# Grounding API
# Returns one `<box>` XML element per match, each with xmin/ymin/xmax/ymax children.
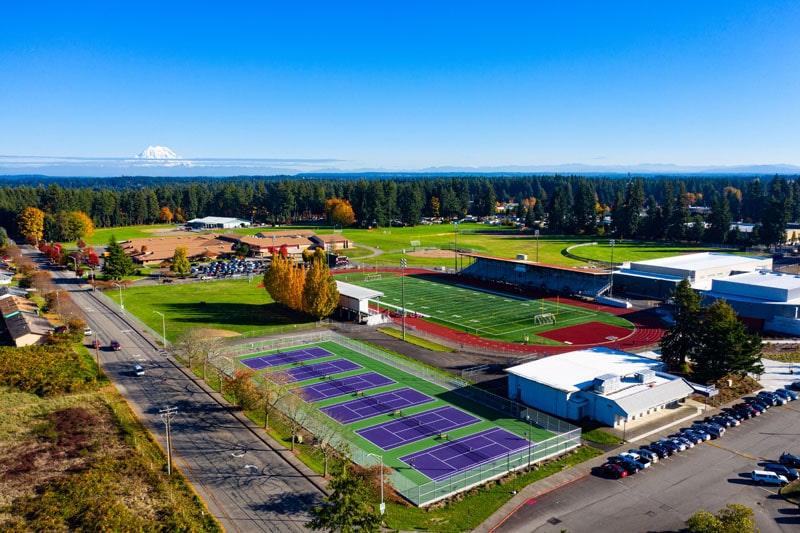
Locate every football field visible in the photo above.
<box><xmin>344</xmin><ymin>273</ymin><xmax>632</xmax><ymax>344</ymax></box>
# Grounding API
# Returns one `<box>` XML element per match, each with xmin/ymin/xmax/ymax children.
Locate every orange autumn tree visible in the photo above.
<box><xmin>262</xmin><ymin>252</ymin><xmax>305</xmax><ymax>312</ymax></box>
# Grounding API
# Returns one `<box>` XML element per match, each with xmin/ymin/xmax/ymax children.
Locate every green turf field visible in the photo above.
<box><xmin>337</xmin><ymin>273</ymin><xmax>632</xmax><ymax>344</ymax></box>
<box><xmin>238</xmin><ymin>340</ymin><xmax>571</xmax><ymax>499</ymax></box>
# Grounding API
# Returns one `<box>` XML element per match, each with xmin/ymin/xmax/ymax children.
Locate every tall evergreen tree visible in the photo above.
<box><xmin>103</xmin><ymin>236</ymin><xmax>137</xmax><ymax>280</ymax></box>
<box><xmin>660</xmin><ymin>278</ymin><xmax>702</xmax><ymax>373</ymax></box>
<box><xmin>705</xmin><ymin>196</ymin><xmax>732</xmax><ymax>244</ymax></box>
<box><xmin>693</xmin><ymin>300</ymin><xmax>763</xmax><ymax>382</ymax></box>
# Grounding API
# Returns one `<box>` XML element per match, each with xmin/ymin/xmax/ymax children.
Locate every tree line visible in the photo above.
<box><xmin>4</xmin><ymin>173</ymin><xmax>800</xmax><ymax>246</ymax></box>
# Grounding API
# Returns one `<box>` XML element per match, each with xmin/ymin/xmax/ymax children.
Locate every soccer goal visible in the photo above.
<box><xmin>364</xmin><ymin>274</ymin><xmax>382</xmax><ymax>282</ymax></box>
<box><xmin>533</xmin><ymin>313</ymin><xmax>556</xmax><ymax>326</ymax></box>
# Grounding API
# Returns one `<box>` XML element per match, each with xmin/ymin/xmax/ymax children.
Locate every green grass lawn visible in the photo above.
<box><xmin>105</xmin><ymin>278</ymin><xmax>315</xmax><ymax>341</ymax></box>
<box><xmin>338</xmin><ymin>272</ymin><xmax>632</xmax><ymax>344</ymax></box>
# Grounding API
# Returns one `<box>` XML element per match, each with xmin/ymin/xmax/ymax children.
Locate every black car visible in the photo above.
<box><xmin>721</xmin><ymin>408</ymin><xmax>744</xmax><ymax>421</ymax></box>
<box><xmin>641</xmin><ymin>444</ymin><xmax>669</xmax><ymax>459</ymax></box>
<box><xmin>763</xmin><ymin>462</ymin><xmax>799</xmax><ymax>481</ymax></box>
<box><xmin>729</xmin><ymin>405</ymin><xmax>753</xmax><ymax>419</ymax></box>
<box><xmin>656</xmin><ymin>438</ymin><xmax>681</xmax><ymax>454</ymax></box>
<box><xmin>789</xmin><ymin>380</ymin><xmax>800</xmax><ymax>391</ymax></box>
<box><xmin>607</xmin><ymin>456</ymin><xmax>640</xmax><ymax>475</ymax></box>
<box><xmin>779</xmin><ymin>452</ymin><xmax>800</xmax><ymax>468</ymax></box>
<box><xmin>110</xmin><ymin>340</ymin><xmax>121</xmax><ymax>351</ymax></box>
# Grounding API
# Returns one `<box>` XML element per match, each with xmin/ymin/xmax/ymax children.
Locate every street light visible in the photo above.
<box><xmin>609</xmin><ymin>239</ymin><xmax>615</xmax><ymax>298</ymax></box>
<box><xmin>400</xmin><ymin>258</ymin><xmax>407</xmax><ymax>341</ymax></box>
<box><xmin>154</xmin><ymin>310</ymin><xmax>166</xmax><ymax>347</ymax></box>
<box><xmin>367</xmin><ymin>453</ymin><xmax>385</xmax><ymax>515</ymax></box>
<box><xmin>114</xmin><ymin>282</ymin><xmax>124</xmax><ymax>314</ymax></box>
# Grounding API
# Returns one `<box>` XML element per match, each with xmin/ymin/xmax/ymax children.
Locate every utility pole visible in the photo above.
<box><xmin>159</xmin><ymin>406</ymin><xmax>178</xmax><ymax>476</ymax></box>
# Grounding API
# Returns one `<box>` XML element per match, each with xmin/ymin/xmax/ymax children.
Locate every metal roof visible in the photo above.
<box><xmin>505</xmin><ymin>346</ymin><xmax>665</xmax><ymax>393</ymax></box>
<box><xmin>612</xmin><ymin>378</ymin><xmax>694</xmax><ymax>416</ymax></box>
<box><xmin>335</xmin><ymin>281</ymin><xmax>384</xmax><ymax>301</ymax></box>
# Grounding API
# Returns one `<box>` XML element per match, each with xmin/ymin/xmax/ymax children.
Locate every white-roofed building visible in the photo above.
<box><xmin>506</xmin><ymin>347</ymin><xmax>694</xmax><ymax>428</ymax></box>
<box><xmin>613</xmin><ymin>252</ymin><xmax>772</xmax><ymax>297</ymax></box>
<box><xmin>703</xmin><ymin>270</ymin><xmax>800</xmax><ymax>335</ymax></box>
<box><xmin>335</xmin><ymin>281</ymin><xmax>389</xmax><ymax>325</ymax></box>
<box><xmin>186</xmin><ymin>216</ymin><xmax>252</xmax><ymax>229</ymax></box>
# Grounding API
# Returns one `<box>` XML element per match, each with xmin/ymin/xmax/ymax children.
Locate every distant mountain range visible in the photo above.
<box><xmin>0</xmin><ymin>147</ymin><xmax>798</xmax><ymax>177</ymax></box>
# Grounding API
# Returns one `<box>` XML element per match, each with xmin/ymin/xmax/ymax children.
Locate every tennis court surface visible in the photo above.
<box><xmin>356</xmin><ymin>406</ymin><xmax>480</xmax><ymax>450</ymax></box>
<box><xmin>400</xmin><ymin>427</ymin><xmax>530</xmax><ymax>482</ymax></box>
<box><xmin>268</xmin><ymin>358</ymin><xmax>362</xmax><ymax>383</ymax></box>
<box><xmin>241</xmin><ymin>346</ymin><xmax>333</xmax><ymax>370</ymax></box>
<box><xmin>321</xmin><ymin>388</ymin><xmax>435</xmax><ymax>424</ymax></box>
<box><xmin>294</xmin><ymin>372</ymin><xmax>395</xmax><ymax>401</ymax></box>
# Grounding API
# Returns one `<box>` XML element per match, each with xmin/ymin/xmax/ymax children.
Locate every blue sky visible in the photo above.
<box><xmin>1</xmin><ymin>1</ymin><xmax>799</xmax><ymax>173</ymax></box>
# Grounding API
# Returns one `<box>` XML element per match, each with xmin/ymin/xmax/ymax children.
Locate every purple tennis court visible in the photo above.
<box><xmin>400</xmin><ymin>427</ymin><xmax>530</xmax><ymax>482</ymax></box>
<box><xmin>294</xmin><ymin>372</ymin><xmax>396</xmax><ymax>401</ymax></box>
<box><xmin>321</xmin><ymin>388</ymin><xmax>435</xmax><ymax>424</ymax></box>
<box><xmin>356</xmin><ymin>406</ymin><xmax>480</xmax><ymax>450</ymax></box>
<box><xmin>240</xmin><ymin>346</ymin><xmax>333</xmax><ymax>370</ymax></box>
<box><xmin>268</xmin><ymin>359</ymin><xmax>362</xmax><ymax>384</ymax></box>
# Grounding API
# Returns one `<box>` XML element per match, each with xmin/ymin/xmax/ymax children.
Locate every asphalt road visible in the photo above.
<box><xmin>32</xmin><ymin>248</ymin><xmax>327</xmax><ymax>533</ymax></box>
<box><xmin>493</xmin><ymin>402</ymin><xmax>800</xmax><ymax>533</ymax></box>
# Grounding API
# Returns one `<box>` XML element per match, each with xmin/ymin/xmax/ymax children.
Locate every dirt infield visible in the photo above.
<box><xmin>196</xmin><ymin>327</ymin><xmax>241</xmax><ymax>338</ymax></box>
<box><xmin>537</xmin><ymin>321</ymin><xmax>634</xmax><ymax>345</ymax></box>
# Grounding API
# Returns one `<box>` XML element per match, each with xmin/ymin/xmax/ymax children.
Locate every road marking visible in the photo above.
<box><xmin>706</xmin><ymin>440</ymin><xmax>759</xmax><ymax>460</ymax></box>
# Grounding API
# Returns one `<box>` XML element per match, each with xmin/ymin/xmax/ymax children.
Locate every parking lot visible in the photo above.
<box><xmin>488</xmin><ymin>396</ymin><xmax>800</xmax><ymax>533</ymax></box>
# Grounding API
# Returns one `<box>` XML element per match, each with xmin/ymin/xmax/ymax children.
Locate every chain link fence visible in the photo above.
<box><xmin>220</xmin><ymin>331</ymin><xmax>581</xmax><ymax>506</ymax></box>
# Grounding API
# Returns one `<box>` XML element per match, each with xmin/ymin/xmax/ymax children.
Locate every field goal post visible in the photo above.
<box><xmin>533</xmin><ymin>312</ymin><xmax>556</xmax><ymax>326</ymax></box>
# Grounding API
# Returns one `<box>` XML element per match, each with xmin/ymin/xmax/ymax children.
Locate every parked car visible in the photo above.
<box><xmin>729</xmin><ymin>405</ymin><xmax>754</xmax><ymax>419</ymax></box>
<box><xmin>744</xmin><ymin>397</ymin><xmax>770</xmax><ymax>411</ymax></box>
<box><xmin>758</xmin><ymin>390</ymin><xmax>786</xmax><ymax>406</ymax></box>
<box><xmin>635</xmin><ymin>447</ymin><xmax>659</xmax><ymax>463</ymax></box>
<box><xmin>110</xmin><ymin>340</ymin><xmax>121</xmax><ymax>351</ymax></box>
<box><xmin>779</xmin><ymin>452</ymin><xmax>800</xmax><ymax>468</ymax></box>
<box><xmin>639</xmin><ymin>442</ymin><xmax>672</xmax><ymax>459</ymax></box>
<box><xmin>762</xmin><ymin>462</ymin><xmax>799</xmax><ymax>481</ymax></box>
<box><xmin>721</xmin><ymin>408</ymin><xmax>745</xmax><ymax>421</ymax></box>
<box><xmin>607</xmin><ymin>456</ymin><xmax>640</xmax><ymax>475</ymax></box>
<box><xmin>656</xmin><ymin>438</ymin><xmax>681</xmax><ymax>454</ymax></box>
<box><xmin>678</xmin><ymin>429</ymin><xmax>704</xmax><ymax>444</ymax></box>
<box><xmin>774</xmin><ymin>388</ymin><xmax>798</xmax><ymax>401</ymax></box>
<box><xmin>789</xmin><ymin>380</ymin><xmax>800</xmax><ymax>391</ymax></box>
<box><xmin>600</xmin><ymin>462</ymin><xmax>628</xmax><ymax>479</ymax></box>
<box><xmin>736</xmin><ymin>402</ymin><xmax>761</xmax><ymax>416</ymax></box>
<box><xmin>751</xmin><ymin>469</ymin><xmax>789</xmax><ymax>486</ymax></box>
<box><xmin>692</xmin><ymin>422</ymin><xmax>724</xmax><ymax>438</ymax></box>
<box><xmin>669</xmin><ymin>435</ymin><xmax>695</xmax><ymax>449</ymax></box>
<box><xmin>620</xmin><ymin>452</ymin><xmax>650</xmax><ymax>469</ymax></box>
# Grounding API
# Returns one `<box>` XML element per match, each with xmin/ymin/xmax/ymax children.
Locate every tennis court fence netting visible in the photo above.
<box><xmin>220</xmin><ymin>330</ymin><xmax>581</xmax><ymax>506</ymax></box>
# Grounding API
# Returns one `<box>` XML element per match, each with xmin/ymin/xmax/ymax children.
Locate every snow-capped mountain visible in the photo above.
<box><xmin>135</xmin><ymin>146</ymin><xmax>180</xmax><ymax>160</ymax></box>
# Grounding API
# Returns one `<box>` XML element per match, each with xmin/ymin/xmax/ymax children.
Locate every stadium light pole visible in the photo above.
<box><xmin>154</xmin><ymin>310</ymin><xmax>166</xmax><ymax>347</ymax></box>
<box><xmin>367</xmin><ymin>452</ymin><xmax>385</xmax><ymax>515</ymax></box>
<box><xmin>609</xmin><ymin>239</ymin><xmax>615</xmax><ymax>298</ymax></box>
<box><xmin>453</xmin><ymin>220</ymin><xmax>458</xmax><ymax>273</ymax></box>
<box><xmin>400</xmin><ymin>258</ymin><xmax>407</xmax><ymax>341</ymax></box>
<box><xmin>526</xmin><ymin>415</ymin><xmax>533</xmax><ymax>468</ymax></box>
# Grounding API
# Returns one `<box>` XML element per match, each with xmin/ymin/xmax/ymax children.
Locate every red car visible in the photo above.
<box><xmin>110</xmin><ymin>340</ymin><xmax>121</xmax><ymax>351</ymax></box>
<box><xmin>91</xmin><ymin>339</ymin><xmax>101</xmax><ymax>349</ymax></box>
<box><xmin>600</xmin><ymin>462</ymin><xmax>628</xmax><ymax>479</ymax></box>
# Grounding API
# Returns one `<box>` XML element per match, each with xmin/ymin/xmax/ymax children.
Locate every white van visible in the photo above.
<box><xmin>751</xmin><ymin>470</ymin><xmax>788</xmax><ymax>486</ymax></box>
